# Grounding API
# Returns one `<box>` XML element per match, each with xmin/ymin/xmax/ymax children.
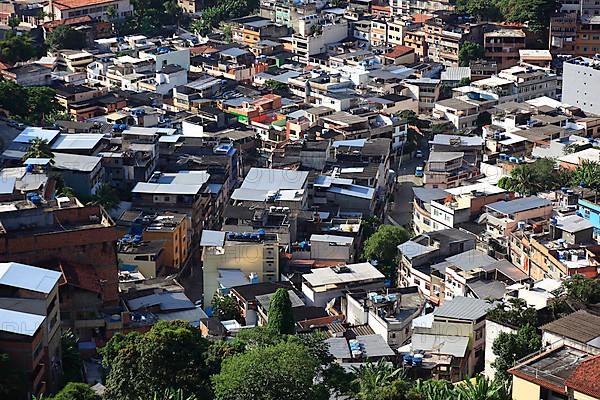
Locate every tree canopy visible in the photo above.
<box><xmin>101</xmin><ymin>321</ymin><xmax>212</xmax><ymax>400</ymax></box>
<box><xmin>117</xmin><ymin>0</ymin><xmax>184</xmax><ymax>36</ymax></box>
<box><xmin>0</xmin><ymin>353</ymin><xmax>27</xmax><ymax>400</ymax></box>
<box><xmin>458</xmin><ymin>41</ymin><xmax>484</xmax><ymax>67</ymax></box>
<box><xmin>190</xmin><ymin>0</ymin><xmax>259</xmax><ymax>35</ymax></box>
<box><xmin>492</xmin><ymin>324</ymin><xmax>541</xmax><ymax>380</ymax></box>
<box><xmin>487</xmin><ymin>298</ymin><xmax>538</xmax><ymax>328</ymax></box>
<box><xmin>46</xmin><ymin>25</ymin><xmax>86</xmax><ymax>50</ymax></box>
<box><xmin>0</xmin><ymin>80</ymin><xmax>62</xmax><ymax>124</ymax></box>
<box><xmin>48</xmin><ymin>382</ymin><xmax>101</xmax><ymax>400</ymax></box>
<box><xmin>0</xmin><ymin>31</ymin><xmax>38</xmax><ymax>64</ymax></box>
<box><xmin>559</xmin><ymin>274</ymin><xmax>600</xmax><ymax>304</ymax></box>
<box><xmin>212</xmin><ymin>340</ymin><xmax>323</xmax><ymax>400</ymax></box>
<box><xmin>211</xmin><ymin>294</ymin><xmax>241</xmax><ymax>321</ymax></box>
<box><xmin>90</xmin><ymin>183</ymin><xmax>121</xmax><ymax>211</ymax></box>
<box><xmin>267</xmin><ymin>288</ymin><xmax>295</xmax><ymax>334</ymax></box>
<box><xmin>362</xmin><ymin>225</ymin><xmax>410</xmax><ymax>271</ymax></box>
<box><xmin>351</xmin><ymin>360</ymin><xmax>411</xmax><ymax>400</ymax></box>
<box><xmin>22</xmin><ymin>138</ymin><xmax>54</xmax><ymax>161</ymax></box>
<box><xmin>456</xmin><ymin>0</ymin><xmax>557</xmax><ymax>32</ymax></box>
<box><xmin>497</xmin><ymin>158</ymin><xmax>571</xmax><ymax>196</ymax></box>
<box><xmin>572</xmin><ymin>160</ymin><xmax>600</xmax><ymax>192</ymax></box>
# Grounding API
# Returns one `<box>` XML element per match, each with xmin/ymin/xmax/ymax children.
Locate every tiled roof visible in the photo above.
<box><xmin>565</xmin><ymin>354</ymin><xmax>600</xmax><ymax>398</ymax></box>
<box><xmin>541</xmin><ymin>310</ymin><xmax>600</xmax><ymax>344</ymax></box>
<box><xmin>52</xmin><ymin>0</ymin><xmax>115</xmax><ymax>10</ymax></box>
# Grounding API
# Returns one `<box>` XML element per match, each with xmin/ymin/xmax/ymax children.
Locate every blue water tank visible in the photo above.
<box><xmin>133</xmin><ymin>235</ymin><xmax>142</xmax><ymax>243</ymax></box>
<box><xmin>257</xmin><ymin>229</ymin><xmax>266</xmax><ymax>236</ymax></box>
<box><xmin>25</xmin><ymin>164</ymin><xmax>33</xmax><ymax>172</ymax></box>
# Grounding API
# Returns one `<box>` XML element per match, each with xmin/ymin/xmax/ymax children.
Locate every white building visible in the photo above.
<box><xmin>562</xmin><ymin>57</ymin><xmax>600</xmax><ymax>115</ymax></box>
<box><xmin>45</xmin><ymin>0</ymin><xmax>133</xmax><ymax>21</ymax></box>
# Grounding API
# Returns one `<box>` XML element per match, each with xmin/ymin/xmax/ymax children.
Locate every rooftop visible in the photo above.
<box><xmin>302</xmin><ymin>262</ymin><xmax>384</xmax><ymax>287</ymax></box>
<box><xmin>0</xmin><ymin>262</ymin><xmax>62</xmax><ymax>294</ymax></box>
<box><xmin>541</xmin><ymin>310</ymin><xmax>600</xmax><ymax>346</ymax></box>
<box><xmin>433</xmin><ymin>296</ymin><xmax>494</xmax><ymax>321</ymax></box>
<box><xmin>486</xmin><ymin>197</ymin><xmax>551</xmax><ymax>215</ymax></box>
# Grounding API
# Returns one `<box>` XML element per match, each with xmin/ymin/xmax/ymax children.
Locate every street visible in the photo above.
<box><xmin>386</xmin><ymin>142</ymin><xmax>429</xmax><ymax>227</ymax></box>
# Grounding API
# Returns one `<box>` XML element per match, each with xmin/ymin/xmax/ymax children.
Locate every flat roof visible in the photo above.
<box><xmin>240</xmin><ymin>168</ymin><xmax>308</xmax><ymax>191</ymax></box>
<box><xmin>326</xmin><ymin>337</ymin><xmax>352</xmax><ymax>359</ymax></box>
<box><xmin>0</xmin><ymin>262</ymin><xmax>62</xmax><ymax>294</ymax></box>
<box><xmin>310</xmin><ymin>234</ymin><xmax>354</xmax><ymax>245</ymax></box>
<box><xmin>133</xmin><ymin>171</ymin><xmax>210</xmax><ymax>195</ymax></box>
<box><xmin>428</xmin><ymin>151</ymin><xmax>464</xmax><ymax>163</ymax></box>
<box><xmin>430</xmin><ymin>134</ymin><xmax>483</xmax><ymax>147</ymax></box>
<box><xmin>53</xmin><ymin>152</ymin><xmax>101</xmax><ymax>172</ymax></box>
<box><xmin>433</xmin><ymin>296</ymin><xmax>494</xmax><ymax>321</ymax></box>
<box><xmin>356</xmin><ymin>334</ymin><xmax>396</xmax><ymax>358</ymax></box>
<box><xmin>411</xmin><ymin>333</ymin><xmax>469</xmax><ymax>357</ymax></box>
<box><xmin>413</xmin><ymin>187</ymin><xmax>449</xmax><ymax>203</ymax></box>
<box><xmin>302</xmin><ymin>262</ymin><xmax>384</xmax><ymax>287</ymax></box>
<box><xmin>541</xmin><ymin>310</ymin><xmax>600</xmax><ymax>345</ymax></box>
<box><xmin>398</xmin><ymin>240</ymin><xmax>435</xmax><ymax>260</ymax></box>
<box><xmin>51</xmin><ymin>134</ymin><xmax>104</xmax><ymax>150</ymax></box>
<box><xmin>200</xmin><ymin>230</ymin><xmax>226</xmax><ymax>247</ymax></box>
<box><xmin>14</xmin><ymin>127</ymin><xmax>60</xmax><ymax>144</ymax></box>
<box><xmin>0</xmin><ymin>308</ymin><xmax>45</xmax><ymax>336</ymax></box>
<box><xmin>555</xmin><ymin>215</ymin><xmax>594</xmax><ymax>233</ymax></box>
<box><xmin>486</xmin><ymin>197</ymin><xmax>551</xmax><ymax>215</ymax></box>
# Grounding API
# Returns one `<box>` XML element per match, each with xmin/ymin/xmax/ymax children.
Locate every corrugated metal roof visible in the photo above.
<box><xmin>486</xmin><ymin>197</ymin><xmax>551</xmax><ymax>215</ymax></box>
<box><xmin>310</xmin><ymin>234</ymin><xmax>354</xmax><ymax>245</ymax></box>
<box><xmin>0</xmin><ymin>262</ymin><xmax>61</xmax><ymax>294</ymax></box>
<box><xmin>0</xmin><ymin>308</ymin><xmax>45</xmax><ymax>336</ymax></box>
<box><xmin>50</xmin><ymin>134</ymin><xmax>104</xmax><ymax>150</ymax></box>
<box><xmin>199</xmin><ymin>230</ymin><xmax>225</xmax><ymax>247</ymax></box>
<box><xmin>356</xmin><ymin>334</ymin><xmax>396</xmax><ymax>358</ymax></box>
<box><xmin>433</xmin><ymin>296</ymin><xmax>494</xmax><ymax>321</ymax></box>
<box><xmin>411</xmin><ymin>333</ymin><xmax>469</xmax><ymax>357</ymax></box>
<box><xmin>326</xmin><ymin>337</ymin><xmax>352</xmax><ymax>359</ymax></box>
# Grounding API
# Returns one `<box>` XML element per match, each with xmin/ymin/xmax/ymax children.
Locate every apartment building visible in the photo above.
<box><xmin>131</xmin><ymin>171</ymin><xmax>212</xmax><ymax>239</ymax></box>
<box><xmin>484</xmin><ymin>29</ymin><xmax>526</xmax><ymax>70</ymax></box>
<box><xmin>562</xmin><ymin>56</ymin><xmax>600</xmax><ymax>115</ymax></box>
<box><xmin>485</xmin><ymin>197</ymin><xmax>553</xmax><ymax>245</ymax></box>
<box><xmin>291</xmin><ymin>13</ymin><xmax>348</xmax><ymax>62</ymax></box>
<box><xmin>0</xmin><ymin>262</ymin><xmax>62</xmax><ymax>398</ymax></box>
<box><xmin>423</xmin><ymin>151</ymin><xmax>479</xmax><ymax>189</ymax></box>
<box><xmin>200</xmin><ymin>230</ymin><xmax>280</xmax><ymax>306</ymax></box>
<box><xmin>44</xmin><ymin>0</ymin><xmax>133</xmax><ymax>21</ymax></box>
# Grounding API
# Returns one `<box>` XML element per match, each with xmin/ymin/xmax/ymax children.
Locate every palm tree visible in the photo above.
<box><xmin>351</xmin><ymin>360</ymin><xmax>410</xmax><ymax>400</ymax></box>
<box><xmin>573</xmin><ymin>160</ymin><xmax>600</xmax><ymax>193</ymax></box>
<box><xmin>90</xmin><ymin>183</ymin><xmax>120</xmax><ymax>211</ymax></box>
<box><xmin>411</xmin><ymin>379</ymin><xmax>453</xmax><ymax>400</ymax></box>
<box><xmin>22</xmin><ymin>138</ymin><xmax>54</xmax><ymax>161</ymax></box>
<box><xmin>454</xmin><ymin>375</ymin><xmax>511</xmax><ymax>400</ymax></box>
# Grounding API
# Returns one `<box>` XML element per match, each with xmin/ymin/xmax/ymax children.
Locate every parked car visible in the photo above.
<box><xmin>415</xmin><ymin>166</ymin><xmax>424</xmax><ymax>177</ymax></box>
<box><xmin>415</xmin><ymin>150</ymin><xmax>423</xmax><ymax>158</ymax></box>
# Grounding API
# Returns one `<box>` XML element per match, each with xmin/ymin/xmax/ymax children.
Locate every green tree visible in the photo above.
<box><xmin>487</xmin><ymin>298</ymin><xmax>538</xmax><ymax>328</ymax></box>
<box><xmin>46</xmin><ymin>25</ymin><xmax>86</xmax><ymax>50</ymax></box>
<box><xmin>499</xmin><ymin>158</ymin><xmax>570</xmax><ymax>196</ymax></box>
<box><xmin>90</xmin><ymin>183</ymin><xmax>120</xmax><ymax>211</ymax></box>
<box><xmin>456</xmin><ymin>0</ymin><xmax>501</xmax><ymax>20</ymax></box>
<box><xmin>267</xmin><ymin>288</ymin><xmax>295</xmax><ymax>334</ymax></box>
<box><xmin>408</xmin><ymin>378</ymin><xmax>453</xmax><ymax>400</ymax></box>
<box><xmin>476</xmin><ymin>111</ymin><xmax>491</xmax><ymax>128</ymax></box>
<box><xmin>23</xmin><ymin>138</ymin><xmax>54</xmax><ymax>161</ymax></box>
<box><xmin>362</xmin><ymin>225</ymin><xmax>410</xmax><ymax>266</ymax></box>
<box><xmin>26</xmin><ymin>86</ymin><xmax>62</xmax><ymax>123</ymax></box>
<box><xmin>0</xmin><ymin>353</ymin><xmax>27</xmax><ymax>400</ymax></box>
<box><xmin>0</xmin><ymin>31</ymin><xmax>38</xmax><ymax>64</ymax></box>
<box><xmin>459</xmin><ymin>77</ymin><xmax>472</xmax><ymax>86</ymax></box>
<box><xmin>572</xmin><ymin>160</ymin><xmax>600</xmax><ymax>192</ymax></box>
<box><xmin>50</xmin><ymin>382</ymin><xmax>101</xmax><ymax>400</ymax></box>
<box><xmin>454</xmin><ymin>375</ymin><xmax>511</xmax><ymax>400</ymax></box>
<box><xmin>212</xmin><ymin>341</ymin><xmax>322</xmax><ymax>400</ymax></box>
<box><xmin>8</xmin><ymin>15</ymin><xmax>20</xmax><ymax>30</ymax></box>
<box><xmin>492</xmin><ymin>324</ymin><xmax>541</xmax><ymax>381</ymax></box>
<box><xmin>351</xmin><ymin>360</ymin><xmax>411</xmax><ymax>400</ymax></box>
<box><xmin>211</xmin><ymin>293</ymin><xmax>241</xmax><ymax>321</ymax></box>
<box><xmin>264</xmin><ymin>79</ymin><xmax>287</xmax><ymax>91</ymax></box>
<box><xmin>560</xmin><ymin>274</ymin><xmax>600</xmax><ymax>304</ymax></box>
<box><xmin>102</xmin><ymin>321</ymin><xmax>211</xmax><ymax>400</ymax></box>
<box><xmin>61</xmin><ymin>329</ymin><xmax>83</xmax><ymax>383</ymax></box>
<box><xmin>0</xmin><ymin>79</ymin><xmax>27</xmax><ymax>115</ymax></box>
<box><xmin>458</xmin><ymin>41</ymin><xmax>484</xmax><ymax>67</ymax></box>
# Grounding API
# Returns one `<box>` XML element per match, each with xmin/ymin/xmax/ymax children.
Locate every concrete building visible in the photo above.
<box><xmin>44</xmin><ymin>0</ymin><xmax>133</xmax><ymax>21</ymax></box>
<box><xmin>562</xmin><ymin>56</ymin><xmax>600</xmax><ymax>115</ymax></box>
<box><xmin>483</xmin><ymin>29</ymin><xmax>526</xmax><ymax>70</ymax></box>
<box><xmin>200</xmin><ymin>230</ymin><xmax>280</xmax><ymax>306</ymax></box>
<box><xmin>0</xmin><ymin>262</ymin><xmax>62</xmax><ymax>398</ymax></box>
<box><xmin>301</xmin><ymin>262</ymin><xmax>385</xmax><ymax>307</ymax></box>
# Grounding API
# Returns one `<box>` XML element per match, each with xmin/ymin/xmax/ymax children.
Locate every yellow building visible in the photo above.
<box><xmin>143</xmin><ymin>214</ymin><xmax>190</xmax><ymax>270</ymax></box>
<box><xmin>510</xmin><ymin>346</ymin><xmax>600</xmax><ymax>400</ymax></box>
<box><xmin>200</xmin><ymin>230</ymin><xmax>279</xmax><ymax>306</ymax></box>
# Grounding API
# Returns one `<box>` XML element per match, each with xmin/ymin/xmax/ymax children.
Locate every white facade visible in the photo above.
<box><xmin>562</xmin><ymin>57</ymin><xmax>600</xmax><ymax>115</ymax></box>
<box><xmin>45</xmin><ymin>0</ymin><xmax>133</xmax><ymax>21</ymax></box>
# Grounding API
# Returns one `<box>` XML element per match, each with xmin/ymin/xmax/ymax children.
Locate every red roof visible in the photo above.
<box><xmin>55</xmin><ymin>261</ymin><xmax>103</xmax><ymax>294</ymax></box>
<box><xmin>412</xmin><ymin>13</ymin><xmax>433</xmax><ymax>23</ymax></box>
<box><xmin>52</xmin><ymin>0</ymin><xmax>115</xmax><ymax>11</ymax></box>
<box><xmin>384</xmin><ymin>45</ymin><xmax>415</xmax><ymax>59</ymax></box>
<box><xmin>43</xmin><ymin>15</ymin><xmax>93</xmax><ymax>30</ymax></box>
<box><xmin>565</xmin><ymin>354</ymin><xmax>600</xmax><ymax>398</ymax></box>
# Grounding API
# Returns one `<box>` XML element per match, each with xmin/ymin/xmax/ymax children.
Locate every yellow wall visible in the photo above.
<box><xmin>512</xmin><ymin>376</ymin><xmax>541</xmax><ymax>400</ymax></box>
<box><xmin>574</xmin><ymin>390</ymin><xmax>600</xmax><ymax>400</ymax></box>
<box><xmin>203</xmin><ymin>241</ymin><xmax>279</xmax><ymax>305</ymax></box>
<box><xmin>144</xmin><ymin>218</ymin><xmax>189</xmax><ymax>269</ymax></box>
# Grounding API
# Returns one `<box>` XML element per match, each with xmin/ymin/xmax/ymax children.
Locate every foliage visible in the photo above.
<box><xmin>23</xmin><ymin>138</ymin><xmax>54</xmax><ymax>161</ymax></box>
<box><xmin>560</xmin><ymin>274</ymin><xmax>600</xmax><ymax>304</ymax></box>
<box><xmin>116</xmin><ymin>0</ymin><xmax>183</xmax><ymax>36</ymax></box>
<box><xmin>453</xmin><ymin>375</ymin><xmax>512</xmax><ymax>400</ymax></box>
<box><xmin>456</xmin><ymin>0</ymin><xmax>557</xmax><ymax>32</ymax></box>
<box><xmin>46</xmin><ymin>25</ymin><xmax>85</xmax><ymax>50</ymax></box>
<box><xmin>0</xmin><ymin>80</ymin><xmax>62</xmax><ymax>124</ymax></box>
<box><xmin>572</xmin><ymin>160</ymin><xmax>600</xmax><ymax>192</ymax></box>
<box><xmin>232</xmin><ymin>325</ymin><xmax>286</xmax><ymax>349</ymax></box>
<box><xmin>0</xmin><ymin>31</ymin><xmax>38</xmax><ymax>64</ymax></box>
<box><xmin>102</xmin><ymin>321</ymin><xmax>211</xmax><ymax>400</ymax></box>
<box><xmin>144</xmin><ymin>389</ymin><xmax>199</xmax><ymax>400</ymax></box>
<box><xmin>498</xmin><ymin>158</ymin><xmax>571</xmax><ymax>196</ymax></box>
<box><xmin>351</xmin><ymin>360</ymin><xmax>411</xmax><ymax>400</ymax></box>
<box><xmin>212</xmin><ymin>340</ymin><xmax>322</xmax><ymax>400</ymax></box>
<box><xmin>362</xmin><ymin>225</ymin><xmax>410</xmax><ymax>267</ymax></box>
<box><xmin>267</xmin><ymin>288</ymin><xmax>295</xmax><ymax>334</ymax></box>
<box><xmin>264</xmin><ymin>79</ymin><xmax>288</xmax><ymax>91</ymax></box>
<box><xmin>205</xmin><ymin>340</ymin><xmax>244</xmax><ymax>375</ymax></box>
<box><xmin>0</xmin><ymin>353</ymin><xmax>27</xmax><ymax>400</ymax></box>
<box><xmin>190</xmin><ymin>0</ymin><xmax>259</xmax><ymax>35</ymax></box>
<box><xmin>49</xmin><ymin>383</ymin><xmax>101</xmax><ymax>400</ymax></box>
<box><xmin>459</xmin><ymin>77</ymin><xmax>472</xmax><ymax>86</ymax></box>
<box><xmin>476</xmin><ymin>111</ymin><xmax>491</xmax><ymax>128</ymax></box>
<box><xmin>61</xmin><ymin>329</ymin><xmax>84</xmax><ymax>383</ymax></box>
<box><xmin>487</xmin><ymin>298</ymin><xmax>538</xmax><ymax>328</ymax></box>
<box><xmin>90</xmin><ymin>183</ymin><xmax>121</xmax><ymax>211</ymax></box>
<box><xmin>408</xmin><ymin>378</ymin><xmax>453</xmax><ymax>400</ymax></box>
<box><xmin>492</xmin><ymin>324</ymin><xmax>541</xmax><ymax>381</ymax></box>
<box><xmin>211</xmin><ymin>294</ymin><xmax>241</xmax><ymax>321</ymax></box>
<box><xmin>458</xmin><ymin>41</ymin><xmax>484</xmax><ymax>67</ymax></box>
